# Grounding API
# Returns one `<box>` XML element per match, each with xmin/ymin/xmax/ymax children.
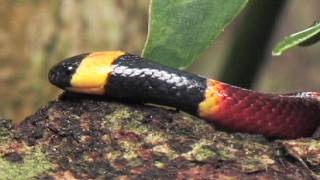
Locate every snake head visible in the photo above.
<box><xmin>298</xmin><ymin>92</ymin><xmax>320</xmax><ymax>101</ymax></box>
<box><xmin>284</xmin><ymin>92</ymin><xmax>320</xmax><ymax>103</ymax></box>
<box><xmin>48</xmin><ymin>51</ymin><xmax>126</xmax><ymax>95</ymax></box>
<box><xmin>48</xmin><ymin>53</ymin><xmax>88</xmax><ymax>90</ymax></box>
<box><xmin>307</xmin><ymin>92</ymin><xmax>320</xmax><ymax>102</ymax></box>
<box><xmin>302</xmin><ymin>92</ymin><xmax>320</xmax><ymax>109</ymax></box>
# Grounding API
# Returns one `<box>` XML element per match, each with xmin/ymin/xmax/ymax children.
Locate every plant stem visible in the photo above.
<box><xmin>220</xmin><ymin>0</ymin><xmax>287</xmax><ymax>88</ymax></box>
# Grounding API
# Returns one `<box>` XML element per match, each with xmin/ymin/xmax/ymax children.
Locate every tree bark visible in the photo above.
<box><xmin>0</xmin><ymin>93</ymin><xmax>319</xmax><ymax>179</ymax></box>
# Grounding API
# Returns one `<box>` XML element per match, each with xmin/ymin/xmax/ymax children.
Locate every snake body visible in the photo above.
<box><xmin>48</xmin><ymin>51</ymin><xmax>320</xmax><ymax>139</ymax></box>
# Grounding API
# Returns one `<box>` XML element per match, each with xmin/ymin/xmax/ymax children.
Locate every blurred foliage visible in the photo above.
<box><xmin>0</xmin><ymin>0</ymin><xmax>148</xmax><ymax>121</ymax></box>
<box><xmin>0</xmin><ymin>0</ymin><xmax>319</xmax><ymax>122</ymax></box>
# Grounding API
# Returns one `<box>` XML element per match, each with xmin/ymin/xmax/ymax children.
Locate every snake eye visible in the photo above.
<box><xmin>64</xmin><ymin>65</ymin><xmax>76</xmax><ymax>76</ymax></box>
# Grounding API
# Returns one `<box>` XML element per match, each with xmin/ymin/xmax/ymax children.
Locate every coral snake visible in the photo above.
<box><xmin>48</xmin><ymin>51</ymin><xmax>320</xmax><ymax>139</ymax></box>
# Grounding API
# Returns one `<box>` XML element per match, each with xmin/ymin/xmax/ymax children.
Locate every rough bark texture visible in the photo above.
<box><xmin>0</xmin><ymin>93</ymin><xmax>320</xmax><ymax>179</ymax></box>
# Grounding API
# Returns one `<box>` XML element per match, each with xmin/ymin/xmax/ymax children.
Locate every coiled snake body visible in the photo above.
<box><xmin>48</xmin><ymin>51</ymin><xmax>320</xmax><ymax>139</ymax></box>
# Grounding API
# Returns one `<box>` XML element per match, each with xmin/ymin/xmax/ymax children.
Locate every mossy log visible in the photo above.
<box><xmin>0</xmin><ymin>93</ymin><xmax>319</xmax><ymax>179</ymax></box>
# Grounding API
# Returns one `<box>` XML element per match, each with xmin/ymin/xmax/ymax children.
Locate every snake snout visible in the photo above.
<box><xmin>48</xmin><ymin>63</ymin><xmax>73</xmax><ymax>89</ymax></box>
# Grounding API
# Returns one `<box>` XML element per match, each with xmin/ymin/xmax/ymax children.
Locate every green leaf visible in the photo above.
<box><xmin>272</xmin><ymin>22</ymin><xmax>320</xmax><ymax>56</ymax></box>
<box><xmin>142</xmin><ymin>0</ymin><xmax>248</xmax><ymax>69</ymax></box>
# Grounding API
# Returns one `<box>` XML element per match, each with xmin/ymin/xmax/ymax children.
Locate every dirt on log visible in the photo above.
<box><xmin>0</xmin><ymin>93</ymin><xmax>319</xmax><ymax>179</ymax></box>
